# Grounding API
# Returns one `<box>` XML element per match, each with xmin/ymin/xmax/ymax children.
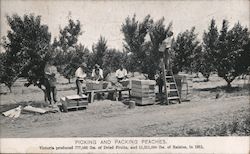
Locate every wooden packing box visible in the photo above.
<box><xmin>131</xmin><ymin>80</ymin><xmax>156</xmax><ymax>98</ymax></box>
<box><xmin>86</xmin><ymin>81</ymin><xmax>109</xmax><ymax>90</ymax></box>
<box><xmin>131</xmin><ymin>84</ymin><xmax>155</xmax><ymax>90</ymax></box>
<box><xmin>131</xmin><ymin>80</ymin><xmax>155</xmax><ymax>92</ymax></box>
<box><xmin>131</xmin><ymin>80</ymin><xmax>156</xmax><ymax>86</ymax></box>
<box><xmin>131</xmin><ymin>91</ymin><xmax>155</xmax><ymax>98</ymax></box>
<box><xmin>61</xmin><ymin>95</ymin><xmax>88</xmax><ymax>112</ymax></box>
<box><xmin>131</xmin><ymin>88</ymin><xmax>155</xmax><ymax>93</ymax></box>
<box><xmin>132</xmin><ymin>96</ymin><xmax>156</xmax><ymax>105</ymax></box>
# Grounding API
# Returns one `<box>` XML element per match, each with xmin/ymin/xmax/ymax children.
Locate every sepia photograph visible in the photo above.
<box><xmin>0</xmin><ymin>0</ymin><xmax>249</xmax><ymax>153</ymax></box>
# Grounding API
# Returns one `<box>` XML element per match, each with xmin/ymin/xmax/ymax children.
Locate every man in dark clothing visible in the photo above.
<box><xmin>156</xmin><ymin>70</ymin><xmax>164</xmax><ymax>94</ymax></box>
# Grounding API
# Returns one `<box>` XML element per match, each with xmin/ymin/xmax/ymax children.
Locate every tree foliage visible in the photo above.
<box><xmin>91</xmin><ymin>36</ymin><xmax>108</xmax><ymax>68</ymax></box>
<box><xmin>1</xmin><ymin>14</ymin><xmax>51</xmax><ymax>92</ymax></box>
<box><xmin>0</xmin><ymin>52</ymin><xmax>17</xmax><ymax>92</ymax></box>
<box><xmin>191</xmin><ymin>45</ymin><xmax>203</xmax><ymax>76</ymax></box>
<box><xmin>54</xmin><ymin>19</ymin><xmax>83</xmax><ymax>82</ymax></box>
<box><xmin>54</xmin><ymin>19</ymin><xmax>81</xmax><ymax>66</ymax></box>
<box><xmin>216</xmin><ymin>20</ymin><xmax>250</xmax><ymax>87</ymax></box>
<box><xmin>102</xmin><ymin>49</ymin><xmax>127</xmax><ymax>78</ymax></box>
<box><xmin>121</xmin><ymin>15</ymin><xmax>152</xmax><ymax>73</ymax></box>
<box><xmin>148</xmin><ymin>18</ymin><xmax>173</xmax><ymax>78</ymax></box>
<box><xmin>172</xmin><ymin>27</ymin><xmax>200</xmax><ymax>74</ymax></box>
<box><xmin>121</xmin><ymin>15</ymin><xmax>173</xmax><ymax>79</ymax></box>
<box><xmin>62</xmin><ymin>44</ymin><xmax>90</xmax><ymax>83</ymax></box>
<box><xmin>200</xmin><ymin>19</ymin><xmax>219</xmax><ymax>81</ymax></box>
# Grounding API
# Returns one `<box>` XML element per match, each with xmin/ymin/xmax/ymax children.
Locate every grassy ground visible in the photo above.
<box><xmin>0</xmin><ymin>73</ymin><xmax>249</xmax><ymax>137</ymax></box>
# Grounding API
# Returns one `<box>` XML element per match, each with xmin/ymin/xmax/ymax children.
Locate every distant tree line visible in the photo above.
<box><xmin>0</xmin><ymin>13</ymin><xmax>249</xmax><ymax>92</ymax></box>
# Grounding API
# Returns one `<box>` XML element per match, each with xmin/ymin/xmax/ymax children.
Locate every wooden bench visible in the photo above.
<box><xmin>85</xmin><ymin>88</ymin><xmax>131</xmax><ymax>103</ymax></box>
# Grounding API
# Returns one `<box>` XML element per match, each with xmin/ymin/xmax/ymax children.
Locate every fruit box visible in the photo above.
<box><xmin>131</xmin><ymin>96</ymin><xmax>156</xmax><ymax>105</ymax></box>
<box><xmin>60</xmin><ymin>95</ymin><xmax>88</xmax><ymax>112</ymax></box>
<box><xmin>86</xmin><ymin>81</ymin><xmax>109</xmax><ymax>90</ymax></box>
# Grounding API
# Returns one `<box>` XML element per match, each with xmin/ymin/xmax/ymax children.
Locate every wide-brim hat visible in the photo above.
<box><xmin>95</xmin><ymin>64</ymin><xmax>100</xmax><ymax>69</ymax></box>
<box><xmin>81</xmin><ymin>62</ymin><xmax>87</xmax><ymax>68</ymax></box>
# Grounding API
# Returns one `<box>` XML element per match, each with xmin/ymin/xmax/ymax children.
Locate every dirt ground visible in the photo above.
<box><xmin>0</xmin><ymin>73</ymin><xmax>249</xmax><ymax>137</ymax></box>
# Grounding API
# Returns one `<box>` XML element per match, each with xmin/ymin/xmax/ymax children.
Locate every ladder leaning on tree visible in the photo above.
<box><xmin>165</xmin><ymin>69</ymin><xmax>181</xmax><ymax>104</ymax></box>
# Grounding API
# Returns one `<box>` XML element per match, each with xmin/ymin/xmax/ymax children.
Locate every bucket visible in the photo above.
<box><xmin>128</xmin><ymin>101</ymin><xmax>135</xmax><ymax>109</ymax></box>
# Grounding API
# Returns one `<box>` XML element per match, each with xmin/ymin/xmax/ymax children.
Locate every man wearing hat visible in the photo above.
<box><xmin>115</xmin><ymin>64</ymin><xmax>128</xmax><ymax>83</ymax></box>
<box><xmin>162</xmin><ymin>31</ymin><xmax>174</xmax><ymax>70</ymax></box>
<box><xmin>75</xmin><ymin>62</ymin><xmax>87</xmax><ymax>95</ymax></box>
<box><xmin>44</xmin><ymin>60</ymin><xmax>58</xmax><ymax>106</ymax></box>
<box><xmin>91</xmin><ymin>64</ymin><xmax>104</xmax><ymax>81</ymax></box>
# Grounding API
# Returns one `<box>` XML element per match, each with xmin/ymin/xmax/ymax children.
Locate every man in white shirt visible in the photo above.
<box><xmin>115</xmin><ymin>65</ymin><xmax>128</xmax><ymax>82</ymax></box>
<box><xmin>44</xmin><ymin>61</ymin><xmax>59</xmax><ymax>105</ymax></box>
<box><xmin>157</xmin><ymin>31</ymin><xmax>174</xmax><ymax>95</ymax></box>
<box><xmin>91</xmin><ymin>64</ymin><xmax>104</xmax><ymax>81</ymax></box>
<box><xmin>163</xmin><ymin>31</ymin><xmax>174</xmax><ymax>70</ymax></box>
<box><xmin>75</xmin><ymin>62</ymin><xmax>87</xmax><ymax>95</ymax></box>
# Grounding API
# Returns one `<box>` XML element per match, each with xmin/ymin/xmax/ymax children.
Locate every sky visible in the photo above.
<box><xmin>1</xmin><ymin>0</ymin><xmax>249</xmax><ymax>51</ymax></box>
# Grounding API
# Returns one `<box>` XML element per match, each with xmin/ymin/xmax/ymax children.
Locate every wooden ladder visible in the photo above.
<box><xmin>165</xmin><ymin>70</ymin><xmax>181</xmax><ymax>104</ymax></box>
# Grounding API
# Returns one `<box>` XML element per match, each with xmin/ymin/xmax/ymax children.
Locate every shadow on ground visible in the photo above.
<box><xmin>194</xmin><ymin>84</ymin><xmax>249</xmax><ymax>93</ymax></box>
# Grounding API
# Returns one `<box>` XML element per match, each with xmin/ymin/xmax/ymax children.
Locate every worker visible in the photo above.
<box><xmin>157</xmin><ymin>31</ymin><xmax>174</xmax><ymax>95</ymax></box>
<box><xmin>44</xmin><ymin>60</ymin><xmax>58</xmax><ymax>106</ymax></box>
<box><xmin>115</xmin><ymin>64</ymin><xmax>128</xmax><ymax>83</ymax></box>
<box><xmin>164</xmin><ymin>31</ymin><xmax>174</xmax><ymax>70</ymax></box>
<box><xmin>91</xmin><ymin>64</ymin><xmax>104</xmax><ymax>81</ymax></box>
<box><xmin>115</xmin><ymin>65</ymin><xmax>128</xmax><ymax>100</ymax></box>
<box><xmin>155</xmin><ymin>69</ymin><xmax>164</xmax><ymax>94</ymax></box>
<box><xmin>75</xmin><ymin>62</ymin><xmax>87</xmax><ymax>95</ymax></box>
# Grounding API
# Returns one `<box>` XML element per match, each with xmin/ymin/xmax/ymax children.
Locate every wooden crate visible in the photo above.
<box><xmin>131</xmin><ymin>79</ymin><xmax>156</xmax><ymax>98</ymax></box>
<box><xmin>131</xmin><ymin>80</ymin><xmax>155</xmax><ymax>91</ymax></box>
<box><xmin>61</xmin><ymin>95</ymin><xmax>88</xmax><ymax>112</ymax></box>
<box><xmin>131</xmin><ymin>89</ymin><xmax>155</xmax><ymax>97</ymax></box>
<box><xmin>130</xmin><ymin>92</ymin><xmax>155</xmax><ymax>98</ymax></box>
<box><xmin>131</xmin><ymin>80</ymin><xmax>156</xmax><ymax>86</ymax></box>
<box><xmin>132</xmin><ymin>84</ymin><xmax>155</xmax><ymax>90</ymax></box>
<box><xmin>132</xmin><ymin>96</ymin><xmax>156</xmax><ymax>105</ymax></box>
<box><xmin>86</xmin><ymin>81</ymin><xmax>109</xmax><ymax>90</ymax></box>
<box><xmin>131</xmin><ymin>88</ymin><xmax>155</xmax><ymax>93</ymax></box>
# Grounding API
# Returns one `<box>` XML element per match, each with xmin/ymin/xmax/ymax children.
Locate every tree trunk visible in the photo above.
<box><xmin>8</xmin><ymin>86</ymin><xmax>12</xmax><ymax>93</ymax></box>
<box><xmin>68</xmin><ymin>78</ymin><xmax>71</xmax><ymax>83</ymax></box>
<box><xmin>205</xmin><ymin>76</ymin><xmax>209</xmax><ymax>82</ymax></box>
<box><xmin>132</xmin><ymin>72</ymin><xmax>135</xmax><ymax>77</ymax></box>
<box><xmin>195</xmin><ymin>73</ymin><xmax>199</xmax><ymax>78</ymax></box>
<box><xmin>226</xmin><ymin>81</ymin><xmax>232</xmax><ymax>88</ymax></box>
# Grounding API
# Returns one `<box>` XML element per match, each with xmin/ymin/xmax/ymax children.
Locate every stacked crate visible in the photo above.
<box><xmin>61</xmin><ymin>94</ymin><xmax>88</xmax><ymax>112</ymax></box>
<box><xmin>131</xmin><ymin>80</ymin><xmax>156</xmax><ymax>105</ymax></box>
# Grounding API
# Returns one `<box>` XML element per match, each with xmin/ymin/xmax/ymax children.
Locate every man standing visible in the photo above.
<box><xmin>155</xmin><ymin>69</ymin><xmax>164</xmax><ymax>94</ymax></box>
<box><xmin>164</xmin><ymin>31</ymin><xmax>174</xmax><ymax>70</ymax></box>
<box><xmin>44</xmin><ymin>60</ymin><xmax>58</xmax><ymax>106</ymax></box>
<box><xmin>75</xmin><ymin>62</ymin><xmax>87</xmax><ymax>95</ymax></box>
<box><xmin>115</xmin><ymin>65</ymin><xmax>128</xmax><ymax>100</ymax></box>
<box><xmin>157</xmin><ymin>31</ymin><xmax>174</xmax><ymax>102</ymax></box>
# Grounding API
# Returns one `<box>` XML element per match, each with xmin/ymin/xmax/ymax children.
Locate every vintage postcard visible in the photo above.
<box><xmin>0</xmin><ymin>0</ymin><xmax>249</xmax><ymax>153</ymax></box>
